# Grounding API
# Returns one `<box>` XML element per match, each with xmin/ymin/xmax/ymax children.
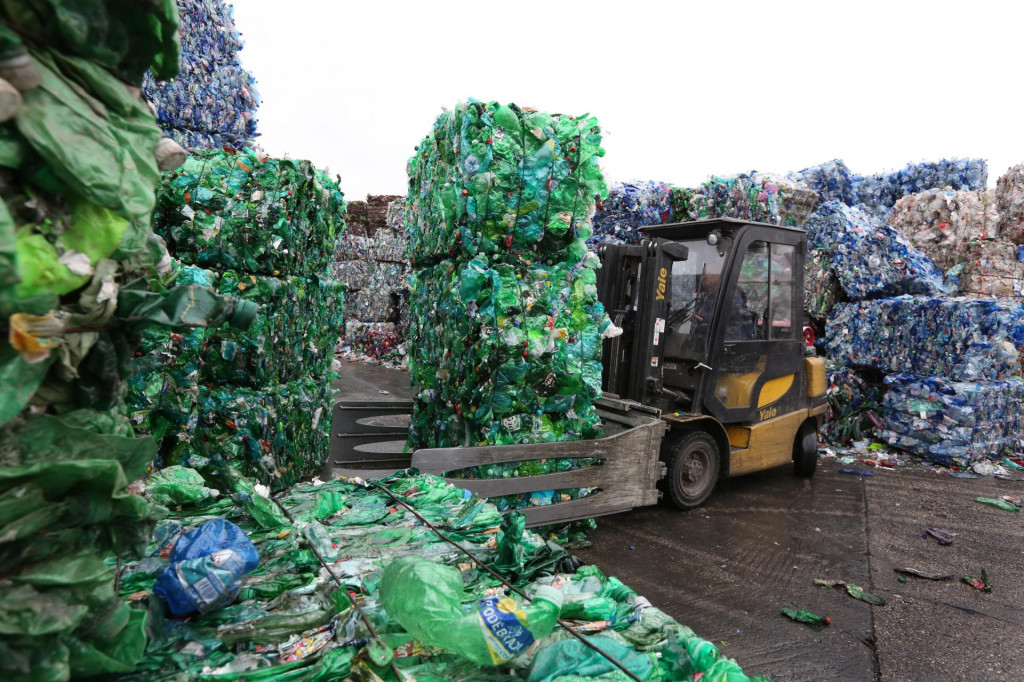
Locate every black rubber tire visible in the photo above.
<box><xmin>664</xmin><ymin>431</ymin><xmax>721</xmax><ymax>510</ymax></box>
<box><xmin>793</xmin><ymin>421</ymin><xmax>818</xmax><ymax>478</ymax></box>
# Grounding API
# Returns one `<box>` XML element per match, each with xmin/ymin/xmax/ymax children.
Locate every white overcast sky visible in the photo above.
<box><xmin>231</xmin><ymin>0</ymin><xmax>1024</xmax><ymax>200</ymax></box>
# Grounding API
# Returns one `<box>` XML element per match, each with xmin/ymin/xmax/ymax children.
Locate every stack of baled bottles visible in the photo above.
<box><xmin>143</xmin><ymin>148</ymin><xmax>346</xmax><ymax>487</ymax></box>
<box><xmin>405</xmin><ymin>100</ymin><xmax>613</xmax><ymax>452</ymax></box>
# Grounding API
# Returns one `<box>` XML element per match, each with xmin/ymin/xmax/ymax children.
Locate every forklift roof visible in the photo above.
<box><xmin>638</xmin><ymin>217</ymin><xmax>807</xmax><ymax>241</ymax></box>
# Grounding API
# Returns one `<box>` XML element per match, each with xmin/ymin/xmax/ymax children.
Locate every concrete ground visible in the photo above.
<box><xmin>576</xmin><ymin>463</ymin><xmax>1024</xmax><ymax>681</ymax></box>
<box><xmin>333</xmin><ymin>363</ymin><xmax>1024</xmax><ymax>680</ymax></box>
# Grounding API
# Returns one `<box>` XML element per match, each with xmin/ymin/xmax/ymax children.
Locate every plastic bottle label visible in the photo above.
<box><xmin>476</xmin><ymin>596</ymin><xmax>536</xmax><ymax>664</ymax></box>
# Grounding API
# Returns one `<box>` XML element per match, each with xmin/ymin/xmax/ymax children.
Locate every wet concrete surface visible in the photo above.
<box><xmin>332</xmin><ymin>359</ymin><xmax>410</xmax><ymax>400</ymax></box>
<box><xmin>333</xmin><ymin>363</ymin><xmax>1024</xmax><ymax>680</ymax></box>
<box><xmin>576</xmin><ymin>463</ymin><xmax>1024</xmax><ymax>681</ymax></box>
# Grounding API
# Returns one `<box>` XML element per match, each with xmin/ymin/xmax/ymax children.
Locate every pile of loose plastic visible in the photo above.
<box><xmin>851</xmin><ymin>158</ymin><xmax>988</xmax><ymax>215</ymax></box>
<box><xmin>590</xmin><ymin>181</ymin><xmax>674</xmax><ymax>245</ymax></box>
<box><xmin>142</xmin><ymin>0</ymin><xmax>259</xmax><ymax>150</ymax></box>
<box><xmin>805</xmin><ymin>201</ymin><xmax>947</xmax><ymax>300</ymax></box>
<box><xmin>334</xmin><ymin>199</ymin><xmax>412</xmax><ymax>367</ymax></box>
<box><xmin>339</xmin><ymin>321</ymin><xmax>407</xmax><ymax>367</ymax></box>
<box><xmin>876</xmin><ymin>374</ymin><xmax>1024</xmax><ymax>467</ymax></box>
<box><xmin>115</xmin><ymin>467</ymin><xmax>761</xmax><ymax>681</ymax></box>
<box><xmin>406</xmin><ymin>99</ymin><xmax>615</xmax><ymax>450</ymax></box>
<box><xmin>689</xmin><ymin>171</ymin><xmax>817</xmax><ymax>227</ymax></box>
<box><xmin>827</xmin><ymin>296</ymin><xmax>1024</xmax><ymax>381</ymax></box>
<box><xmin>0</xmin><ymin>3</ymin><xmax>262</xmax><ymax>678</ymax></box>
<box><xmin>137</xmin><ymin>148</ymin><xmax>346</xmax><ymax>486</ymax></box>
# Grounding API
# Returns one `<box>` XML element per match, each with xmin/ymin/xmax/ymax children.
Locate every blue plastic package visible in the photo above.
<box><xmin>153</xmin><ymin>518</ymin><xmax>259</xmax><ymax>616</ymax></box>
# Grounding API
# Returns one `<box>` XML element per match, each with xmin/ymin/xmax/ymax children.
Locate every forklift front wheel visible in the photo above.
<box><xmin>664</xmin><ymin>431</ymin><xmax>720</xmax><ymax>510</ymax></box>
<box><xmin>793</xmin><ymin>421</ymin><xmax>818</xmax><ymax>478</ymax></box>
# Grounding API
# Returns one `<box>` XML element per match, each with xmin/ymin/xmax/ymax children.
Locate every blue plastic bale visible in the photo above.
<box><xmin>589</xmin><ymin>180</ymin><xmax>674</xmax><ymax>246</ymax></box>
<box><xmin>851</xmin><ymin>158</ymin><xmax>988</xmax><ymax>215</ymax></box>
<box><xmin>876</xmin><ymin>373</ymin><xmax>1024</xmax><ymax>466</ymax></box>
<box><xmin>806</xmin><ymin>202</ymin><xmax>947</xmax><ymax>300</ymax></box>
<box><xmin>142</xmin><ymin>0</ymin><xmax>260</xmax><ymax>149</ymax></box>
<box><xmin>827</xmin><ymin>296</ymin><xmax>1024</xmax><ymax>381</ymax></box>
<box><xmin>153</xmin><ymin>518</ymin><xmax>259</xmax><ymax>616</ymax></box>
<box><xmin>789</xmin><ymin>159</ymin><xmax>855</xmax><ymax>205</ymax></box>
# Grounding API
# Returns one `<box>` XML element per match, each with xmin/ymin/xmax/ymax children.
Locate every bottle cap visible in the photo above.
<box><xmin>532</xmin><ymin>585</ymin><xmax>563</xmax><ymax>610</ymax></box>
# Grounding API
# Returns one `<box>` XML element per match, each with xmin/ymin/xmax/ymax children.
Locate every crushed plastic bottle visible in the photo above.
<box><xmin>380</xmin><ymin>555</ymin><xmax>563</xmax><ymax>666</ymax></box>
<box><xmin>780</xmin><ymin>608</ymin><xmax>831</xmax><ymax>626</ymax></box>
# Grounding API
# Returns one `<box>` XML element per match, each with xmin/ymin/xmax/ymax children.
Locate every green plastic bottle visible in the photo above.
<box><xmin>380</xmin><ymin>556</ymin><xmax>563</xmax><ymax>666</ymax></box>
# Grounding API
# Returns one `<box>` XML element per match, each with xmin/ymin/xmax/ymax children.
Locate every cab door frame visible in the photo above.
<box><xmin>703</xmin><ymin>225</ymin><xmax>807</xmax><ymax>425</ymax></box>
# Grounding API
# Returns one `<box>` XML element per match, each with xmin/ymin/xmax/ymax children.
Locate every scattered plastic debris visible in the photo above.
<box><xmin>781</xmin><ymin>608</ymin><xmax>831</xmax><ymax>626</ymax></box>
<box><xmin>895</xmin><ymin>567</ymin><xmax>955</xmax><ymax>581</ymax></box>
<box><xmin>962</xmin><ymin>568</ymin><xmax>992</xmax><ymax>592</ymax></box>
<box><xmin>814</xmin><ymin>579</ymin><xmax>886</xmax><ymax>605</ymax></box>
<box><xmin>974</xmin><ymin>497</ymin><xmax>1021</xmax><ymax>512</ymax></box>
<box><xmin>922</xmin><ymin>528</ymin><xmax>955</xmax><ymax>546</ymax></box>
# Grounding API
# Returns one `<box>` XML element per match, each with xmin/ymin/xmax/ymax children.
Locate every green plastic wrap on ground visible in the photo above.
<box><xmin>201</xmin><ymin>271</ymin><xmax>343</xmax><ymax>387</ymax></box>
<box><xmin>152</xmin><ymin>149</ymin><xmax>346</xmax><ymax>277</ymax></box>
<box><xmin>167</xmin><ymin>378</ymin><xmax>334</xmax><ymax>488</ymax></box>
<box><xmin>408</xmin><ymin>256</ymin><xmax>608</xmax><ymax>449</ymax></box>
<box><xmin>406</xmin><ymin>99</ymin><xmax>608</xmax><ymax>267</ymax></box>
<box><xmin>115</xmin><ymin>468</ymin><xmax>758</xmax><ymax>682</ymax></box>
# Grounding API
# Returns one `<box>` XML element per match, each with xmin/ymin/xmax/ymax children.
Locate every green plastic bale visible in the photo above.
<box><xmin>152</xmin><ymin>149</ymin><xmax>346</xmax><ymax>277</ymax></box>
<box><xmin>175</xmin><ymin>378</ymin><xmax>335</xmax><ymax>488</ymax></box>
<box><xmin>406</xmin><ymin>99</ymin><xmax>607</xmax><ymax>267</ymax></box>
<box><xmin>407</xmin><ymin>256</ymin><xmax>608</xmax><ymax>449</ymax></box>
<box><xmin>200</xmin><ymin>271</ymin><xmax>343</xmax><ymax>387</ymax></box>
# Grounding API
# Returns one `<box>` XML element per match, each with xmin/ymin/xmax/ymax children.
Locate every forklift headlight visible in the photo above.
<box><xmin>707</xmin><ymin>231</ymin><xmax>720</xmax><ymax>246</ymax></box>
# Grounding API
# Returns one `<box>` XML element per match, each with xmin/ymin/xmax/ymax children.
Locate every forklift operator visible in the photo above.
<box><xmin>691</xmin><ymin>273</ymin><xmax>756</xmax><ymax>340</ymax></box>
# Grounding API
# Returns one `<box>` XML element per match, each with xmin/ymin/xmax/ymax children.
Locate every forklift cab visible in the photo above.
<box><xmin>597</xmin><ymin>219</ymin><xmax>827</xmax><ymax>509</ymax></box>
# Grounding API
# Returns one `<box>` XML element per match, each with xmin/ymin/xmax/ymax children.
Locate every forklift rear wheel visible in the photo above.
<box><xmin>793</xmin><ymin>421</ymin><xmax>818</xmax><ymax>478</ymax></box>
<box><xmin>665</xmin><ymin>431</ymin><xmax>720</xmax><ymax>510</ymax></box>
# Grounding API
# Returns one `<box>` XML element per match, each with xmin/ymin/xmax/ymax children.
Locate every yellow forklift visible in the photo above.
<box><xmin>329</xmin><ymin>219</ymin><xmax>828</xmax><ymax>524</ymax></box>
<box><xmin>597</xmin><ymin>218</ymin><xmax>827</xmax><ymax>509</ymax></box>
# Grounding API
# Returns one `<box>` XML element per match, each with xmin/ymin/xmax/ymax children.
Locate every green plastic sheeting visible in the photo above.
<box><xmin>406</xmin><ymin>99</ymin><xmax>616</xmax><ymax>453</ymax></box>
<box><xmin>115</xmin><ymin>468</ymin><xmax>758</xmax><ymax>681</ymax></box>
<box><xmin>153</xmin><ymin>149</ymin><xmax>346</xmax><ymax>277</ymax></box>
<box><xmin>0</xmin><ymin>412</ymin><xmax>160</xmax><ymax>681</ymax></box>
